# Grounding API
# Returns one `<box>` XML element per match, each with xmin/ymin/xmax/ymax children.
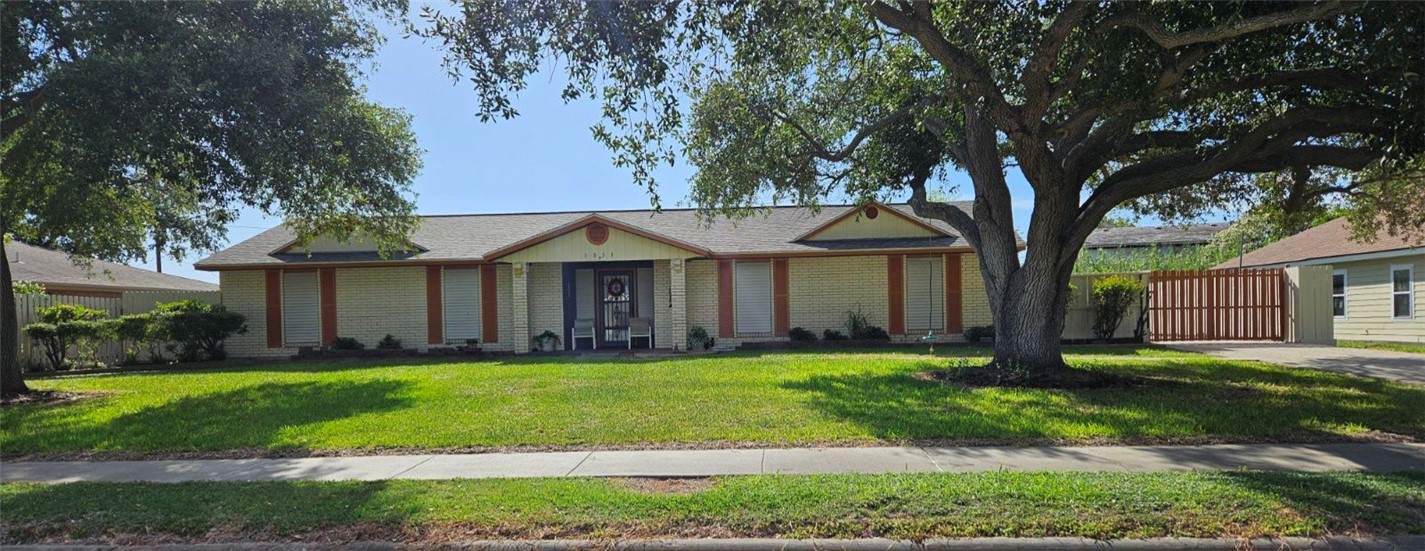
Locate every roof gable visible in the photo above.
<box><xmin>486</xmin><ymin>215</ymin><xmax>711</xmax><ymax>262</ymax></box>
<box><xmin>796</xmin><ymin>202</ymin><xmax>950</xmax><ymax>242</ymax></box>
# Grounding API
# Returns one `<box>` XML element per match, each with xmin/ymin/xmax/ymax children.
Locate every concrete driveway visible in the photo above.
<box><xmin>1165</xmin><ymin>342</ymin><xmax>1425</xmax><ymax>385</ymax></box>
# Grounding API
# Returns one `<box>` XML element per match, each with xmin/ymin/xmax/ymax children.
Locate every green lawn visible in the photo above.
<box><xmin>4</xmin><ymin>472</ymin><xmax>1423</xmax><ymax>543</ymax></box>
<box><xmin>3</xmin><ymin>348</ymin><xmax>1423</xmax><ymax>457</ymax></box>
<box><xmin>1340</xmin><ymin>340</ymin><xmax>1425</xmax><ymax>355</ymax></box>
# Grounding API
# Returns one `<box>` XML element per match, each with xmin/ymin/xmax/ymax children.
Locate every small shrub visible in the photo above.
<box><xmin>377</xmin><ymin>334</ymin><xmax>403</xmax><ymax>350</ymax></box>
<box><xmin>23</xmin><ymin>303</ymin><xmax>110</xmax><ymax>371</ymax></box>
<box><xmin>687</xmin><ymin>326</ymin><xmax>712</xmax><ymax>350</ymax></box>
<box><xmin>822</xmin><ymin>329</ymin><xmax>847</xmax><ymax>341</ymax></box>
<box><xmin>1091</xmin><ymin>275</ymin><xmax>1147</xmax><ymax>340</ymax></box>
<box><xmin>109</xmin><ymin>313</ymin><xmax>165</xmax><ymax>365</ymax></box>
<box><xmin>151</xmin><ymin>300</ymin><xmax>247</xmax><ymax>362</ymax></box>
<box><xmin>854</xmin><ymin>325</ymin><xmax>890</xmax><ymax>340</ymax></box>
<box><xmin>788</xmin><ymin>327</ymin><xmax>817</xmax><ymax>342</ymax></box>
<box><xmin>330</xmin><ymin>337</ymin><xmax>365</xmax><ymax>350</ymax></box>
<box><xmin>532</xmin><ymin>330</ymin><xmax>561</xmax><ymax>351</ymax></box>
<box><xmin>964</xmin><ymin>325</ymin><xmax>995</xmax><ymax>342</ymax></box>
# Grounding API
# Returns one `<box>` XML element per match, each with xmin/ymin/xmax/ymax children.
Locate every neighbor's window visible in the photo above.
<box><xmin>1332</xmin><ymin>270</ymin><xmax>1347</xmax><ymax>318</ymax></box>
<box><xmin>1392</xmin><ymin>265</ymin><xmax>1414</xmax><ymax>319</ymax></box>
<box><xmin>906</xmin><ymin>256</ymin><xmax>945</xmax><ymax>331</ymax></box>
<box><xmin>281</xmin><ymin>270</ymin><xmax>321</xmax><ymax>345</ymax></box>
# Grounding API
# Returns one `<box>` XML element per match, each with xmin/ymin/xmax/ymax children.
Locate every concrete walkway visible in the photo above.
<box><xmin>4</xmin><ymin>443</ymin><xmax>1422</xmax><ymax>483</ymax></box>
<box><xmin>1166</xmin><ymin>342</ymin><xmax>1425</xmax><ymax>385</ymax></box>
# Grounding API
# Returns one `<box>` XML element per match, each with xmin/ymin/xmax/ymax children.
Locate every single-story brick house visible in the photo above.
<box><xmin>196</xmin><ymin>202</ymin><xmax>998</xmax><ymax>356</ymax></box>
<box><xmin>1216</xmin><ymin>217</ymin><xmax>1423</xmax><ymax>344</ymax></box>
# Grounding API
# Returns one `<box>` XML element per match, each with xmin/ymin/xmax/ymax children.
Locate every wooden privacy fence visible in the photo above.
<box><xmin>1147</xmin><ymin>268</ymin><xmax>1284</xmax><ymax>342</ymax></box>
<box><xmin>14</xmin><ymin>290</ymin><xmax>221</xmax><ymax>368</ymax></box>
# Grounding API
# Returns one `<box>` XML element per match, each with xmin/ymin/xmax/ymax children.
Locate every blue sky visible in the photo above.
<box><xmin>136</xmin><ymin>18</ymin><xmax>1056</xmax><ymax>284</ymax></box>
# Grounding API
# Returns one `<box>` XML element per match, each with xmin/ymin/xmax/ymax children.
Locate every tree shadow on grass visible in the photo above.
<box><xmin>3</xmin><ymin>380</ymin><xmax>415</xmax><ymax>456</ymax></box>
<box><xmin>780</xmin><ymin>359</ymin><xmax>1425</xmax><ymax>443</ymax></box>
<box><xmin>1215</xmin><ymin>471</ymin><xmax>1425</xmax><ymax>535</ymax></box>
<box><xmin>0</xmin><ymin>480</ymin><xmax>408</xmax><ymax>543</ymax></box>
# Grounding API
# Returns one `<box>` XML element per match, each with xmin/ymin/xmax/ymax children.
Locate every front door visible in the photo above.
<box><xmin>596</xmin><ymin>270</ymin><xmax>635</xmax><ymax>347</ymax></box>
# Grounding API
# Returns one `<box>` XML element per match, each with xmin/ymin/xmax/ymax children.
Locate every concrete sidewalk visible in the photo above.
<box><xmin>4</xmin><ymin>443</ymin><xmax>1422</xmax><ymax>483</ymax></box>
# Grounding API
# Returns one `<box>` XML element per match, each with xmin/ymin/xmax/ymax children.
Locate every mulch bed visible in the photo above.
<box><xmin>0</xmin><ymin>390</ymin><xmax>102</xmax><ymax>407</ymax></box>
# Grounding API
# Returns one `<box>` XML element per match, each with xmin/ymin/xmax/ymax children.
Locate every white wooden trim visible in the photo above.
<box><xmin>1390</xmin><ymin>264</ymin><xmax>1414</xmax><ymax>320</ymax></box>
<box><xmin>1332</xmin><ymin>268</ymin><xmax>1348</xmax><ymax>319</ymax></box>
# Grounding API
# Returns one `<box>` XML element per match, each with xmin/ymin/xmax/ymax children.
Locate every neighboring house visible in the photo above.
<box><xmin>1083</xmin><ymin>223</ymin><xmax>1231</xmax><ymax>257</ymax></box>
<box><xmin>1214</xmin><ymin>218</ymin><xmax>1424</xmax><ymax>344</ymax></box>
<box><xmin>196</xmin><ymin>202</ymin><xmax>1003</xmax><ymax>357</ymax></box>
<box><xmin>8</xmin><ymin>241</ymin><xmax>218</xmax><ymax>297</ymax></box>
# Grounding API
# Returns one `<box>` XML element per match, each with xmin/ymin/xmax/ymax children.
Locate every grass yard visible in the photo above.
<box><xmin>3</xmin><ymin>347</ymin><xmax>1423</xmax><ymax>457</ymax></box>
<box><xmin>1340</xmin><ymin>340</ymin><xmax>1425</xmax><ymax>355</ymax></box>
<box><xmin>3</xmin><ymin>472</ymin><xmax>1424</xmax><ymax>543</ymax></box>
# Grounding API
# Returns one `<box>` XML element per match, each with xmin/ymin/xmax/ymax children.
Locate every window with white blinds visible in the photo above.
<box><xmin>281</xmin><ymin>271</ymin><xmax>321</xmax><ymax>345</ymax></box>
<box><xmin>906</xmin><ymin>256</ymin><xmax>945</xmax><ymax>331</ymax></box>
<box><xmin>734</xmin><ymin>260</ymin><xmax>773</xmax><ymax>336</ymax></box>
<box><xmin>443</xmin><ymin>267</ymin><xmax>482</xmax><ymax>342</ymax></box>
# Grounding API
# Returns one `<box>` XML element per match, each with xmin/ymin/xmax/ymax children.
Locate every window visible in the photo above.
<box><xmin>734</xmin><ymin>260</ymin><xmax>773</xmax><ymax>336</ymax></box>
<box><xmin>1392</xmin><ymin>265</ymin><xmax>1414</xmax><ymax>319</ymax></box>
<box><xmin>443</xmin><ymin>268</ymin><xmax>482</xmax><ymax>342</ymax></box>
<box><xmin>281</xmin><ymin>271</ymin><xmax>320</xmax><ymax>345</ymax></box>
<box><xmin>906</xmin><ymin>256</ymin><xmax>945</xmax><ymax>331</ymax></box>
<box><xmin>1332</xmin><ymin>270</ymin><xmax>1347</xmax><ymax>318</ymax></box>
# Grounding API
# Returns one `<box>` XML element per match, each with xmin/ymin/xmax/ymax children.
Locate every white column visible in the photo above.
<box><xmin>511</xmin><ymin>262</ymin><xmax>530</xmax><ymax>352</ymax></box>
<box><xmin>669</xmin><ymin>258</ymin><xmax>687</xmax><ymax>351</ymax></box>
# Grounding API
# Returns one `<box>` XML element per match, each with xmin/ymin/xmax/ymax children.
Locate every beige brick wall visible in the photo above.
<box><xmin>219</xmin><ymin>270</ymin><xmax>293</xmax><ymax>359</ymax></box>
<box><xmin>788</xmin><ymin>256</ymin><xmax>889</xmax><ymax>339</ymax></box>
<box><xmin>961</xmin><ymin>254</ymin><xmax>992</xmax><ymax>329</ymax></box>
<box><xmin>334</xmin><ymin>267</ymin><xmax>427</xmax><ymax>348</ymax></box>
<box><xmin>526</xmin><ymin>262</ymin><xmax>563</xmax><ymax>345</ymax></box>
<box><xmin>490</xmin><ymin>264</ymin><xmax>516</xmax><ymax>352</ymax></box>
<box><xmin>685</xmin><ymin>259</ymin><xmax>719</xmax><ymax>344</ymax></box>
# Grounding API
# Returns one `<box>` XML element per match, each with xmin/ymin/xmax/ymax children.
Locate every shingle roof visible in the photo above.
<box><xmin>1084</xmin><ymin>223</ymin><xmax>1230</xmax><ymax>249</ymax></box>
<box><xmin>196</xmin><ymin>203</ymin><xmax>980</xmax><ymax>269</ymax></box>
<box><xmin>1212</xmin><ymin>217</ymin><xmax>1423</xmax><ymax>269</ymax></box>
<box><xmin>7</xmin><ymin>241</ymin><xmax>219</xmax><ymax>292</ymax></box>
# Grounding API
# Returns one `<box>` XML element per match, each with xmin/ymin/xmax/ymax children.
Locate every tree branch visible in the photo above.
<box><xmin>1102</xmin><ymin>1</ymin><xmax>1351</xmax><ymax>49</ymax></box>
<box><xmin>771</xmin><ymin>96</ymin><xmax>940</xmax><ymax>162</ymax></box>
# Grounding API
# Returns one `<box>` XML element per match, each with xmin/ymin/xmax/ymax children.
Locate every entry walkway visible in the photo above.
<box><xmin>4</xmin><ymin>443</ymin><xmax>1422</xmax><ymax>483</ymax></box>
<box><xmin>1165</xmin><ymin>342</ymin><xmax>1425</xmax><ymax>385</ymax></box>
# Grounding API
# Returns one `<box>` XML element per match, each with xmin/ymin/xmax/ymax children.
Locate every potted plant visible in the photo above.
<box><xmin>532</xmin><ymin>330</ymin><xmax>561</xmax><ymax>352</ymax></box>
<box><xmin>964</xmin><ymin>325</ymin><xmax>994</xmax><ymax>344</ymax></box>
<box><xmin>687</xmin><ymin>326</ymin><xmax>712</xmax><ymax>350</ymax></box>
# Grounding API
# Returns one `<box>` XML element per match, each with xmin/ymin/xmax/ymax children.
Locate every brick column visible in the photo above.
<box><xmin>511</xmin><ymin>262</ymin><xmax>530</xmax><ymax>353</ymax></box>
<box><xmin>669</xmin><ymin>258</ymin><xmax>687</xmax><ymax>350</ymax></box>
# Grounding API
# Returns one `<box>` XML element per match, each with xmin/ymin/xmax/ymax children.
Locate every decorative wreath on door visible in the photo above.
<box><xmin>606</xmin><ymin>278</ymin><xmax>627</xmax><ymax>298</ymax></box>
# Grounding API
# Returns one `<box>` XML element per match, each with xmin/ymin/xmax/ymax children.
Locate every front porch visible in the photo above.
<box><xmin>512</xmin><ymin>259</ymin><xmax>689</xmax><ymax>352</ymax></box>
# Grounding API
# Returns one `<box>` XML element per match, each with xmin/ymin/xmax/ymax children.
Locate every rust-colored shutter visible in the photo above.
<box><xmin>264</xmin><ymin>269</ymin><xmax>283</xmax><ymax>348</ymax></box>
<box><xmin>480</xmin><ymin>264</ymin><xmax>499</xmax><ymax>343</ymax></box>
<box><xmin>717</xmin><ymin>260</ymin><xmax>735</xmax><ymax>338</ymax></box>
<box><xmin>426</xmin><ymin>266</ymin><xmax>444</xmax><ymax>344</ymax></box>
<box><xmin>888</xmin><ymin>255</ymin><xmax>905</xmax><ymax>335</ymax></box>
<box><xmin>319</xmin><ymin>268</ymin><xmax>337</xmax><ymax>346</ymax></box>
<box><xmin>945</xmin><ymin>253</ymin><xmax>963</xmax><ymax>334</ymax></box>
<box><xmin>772</xmin><ymin>258</ymin><xmax>790</xmax><ymax>337</ymax></box>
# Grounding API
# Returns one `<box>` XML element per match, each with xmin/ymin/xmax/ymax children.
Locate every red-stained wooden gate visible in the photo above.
<box><xmin>1147</xmin><ymin>268</ymin><xmax>1285</xmax><ymax>342</ymax></box>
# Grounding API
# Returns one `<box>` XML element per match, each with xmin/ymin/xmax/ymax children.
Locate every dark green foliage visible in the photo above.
<box><xmin>822</xmin><ymin>329</ymin><xmax>848</xmax><ymax>341</ymax></box>
<box><xmin>151</xmin><ymin>301</ymin><xmax>247</xmax><ymax>362</ymax></box>
<box><xmin>107</xmin><ymin>313</ymin><xmax>166</xmax><ymax>366</ymax></box>
<box><xmin>377</xmin><ymin>334</ymin><xmax>403</xmax><ymax>350</ymax></box>
<box><xmin>531</xmin><ymin>330</ymin><xmax>561</xmax><ymax>351</ymax></box>
<box><xmin>964</xmin><ymin>325</ymin><xmax>995</xmax><ymax>342</ymax></box>
<box><xmin>330</xmin><ymin>337</ymin><xmax>365</xmax><ymax>351</ymax></box>
<box><xmin>788</xmin><ymin>327</ymin><xmax>817</xmax><ymax>342</ymax></box>
<box><xmin>844</xmin><ymin>309</ymin><xmax>889</xmax><ymax>340</ymax></box>
<box><xmin>21</xmin><ymin>303</ymin><xmax>109</xmax><ymax>371</ymax></box>
<box><xmin>687</xmin><ymin>326</ymin><xmax>712</xmax><ymax>350</ymax></box>
<box><xmin>1091</xmin><ymin>276</ymin><xmax>1147</xmax><ymax>340</ymax></box>
<box><xmin>2</xmin><ymin>0</ymin><xmax>422</xmax><ymax>394</ymax></box>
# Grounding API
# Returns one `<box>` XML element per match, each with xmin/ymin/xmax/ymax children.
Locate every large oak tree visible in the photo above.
<box><xmin>422</xmin><ymin>0</ymin><xmax>1425</xmax><ymax>381</ymax></box>
<box><xmin>1</xmin><ymin>1</ymin><xmax>422</xmax><ymax>395</ymax></box>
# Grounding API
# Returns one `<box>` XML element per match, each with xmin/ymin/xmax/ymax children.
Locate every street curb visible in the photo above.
<box><xmin>8</xmin><ymin>537</ymin><xmax>1425</xmax><ymax>551</ymax></box>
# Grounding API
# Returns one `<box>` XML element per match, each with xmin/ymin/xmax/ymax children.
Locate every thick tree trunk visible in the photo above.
<box><xmin>988</xmin><ymin>262</ymin><xmax>1072</xmax><ymax>375</ymax></box>
<box><xmin>1</xmin><ymin>229</ymin><xmax>31</xmax><ymax>396</ymax></box>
